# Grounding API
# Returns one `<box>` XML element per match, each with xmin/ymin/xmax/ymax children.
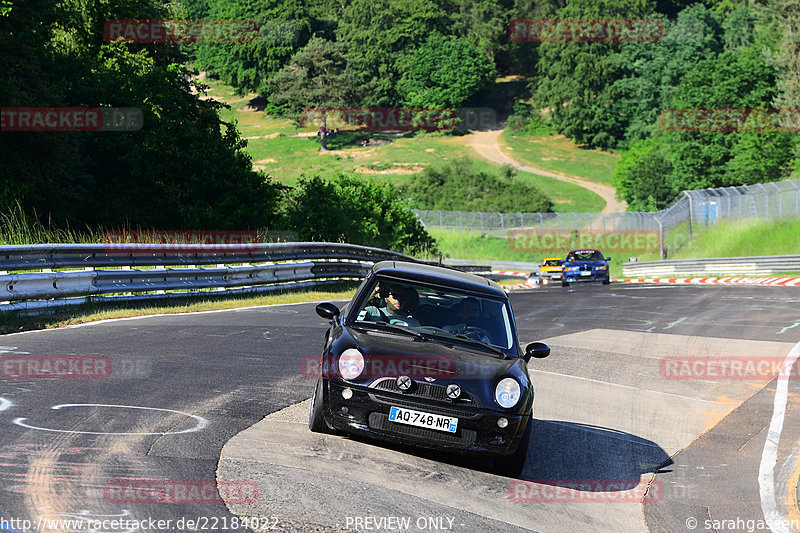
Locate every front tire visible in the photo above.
<box><xmin>562</xmin><ymin>280</ymin><xmax>569</xmax><ymax>287</ymax></box>
<box><xmin>602</xmin><ymin>278</ymin><xmax>611</xmax><ymax>285</ymax></box>
<box><xmin>493</xmin><ymin>419</ymin><xmax>531</xmax><ymax>478</ymax></box>
<box><xmin>309</xmin><ymin>378</ymin><xmax>330</xmax><ymax>433</ymax></box>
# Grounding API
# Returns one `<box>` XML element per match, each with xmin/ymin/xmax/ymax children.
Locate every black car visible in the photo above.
<box><xmin>561</xmin><ymin>249</ymin><xmax>611</xmax><ymax>286</ymax></box>
<box><xmin>310</xmin><ymin>260</ymin><xmax>550</xmax><ymax>477</ymax></box>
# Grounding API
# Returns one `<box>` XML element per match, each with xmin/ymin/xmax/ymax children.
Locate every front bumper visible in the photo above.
<box><xmin>563</xmin><ymin>271</ymin><xmax>609</xmax><ymax>283</ymax></box>
<box><xmin>322</xmin><ymin>380</ymin><xmax>529</xmax><ymax>457</ymax></box>
<box><xmin>540</xmin><ymin>271</ymin><xmax>562</xmax><ymax>281</ymax></box>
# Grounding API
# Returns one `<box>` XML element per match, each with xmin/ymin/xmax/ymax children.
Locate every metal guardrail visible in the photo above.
<box><xmin>622</xmin><ymin>255</ymin><xmax>800</xmax><ymax>277</ymax></box>
<box><xmin>0</xmin><ymin>242</ymin><xmax>531</xmax><ymax>316</ymax></box>
<box><xmin>0</xmin><ymin>242</ymin><xmax>430</xmax><ymax>315</ymax></box>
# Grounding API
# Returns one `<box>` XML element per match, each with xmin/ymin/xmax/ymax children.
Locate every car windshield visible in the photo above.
<box><xmin>350</xmin><ymin>277</ymin><xmax>515</xmax><ymax>354</ymax></box>
<box><xmin>543</xmin><ymin>259</ymin><xmax>562</xmax><ymax>267</ymax></box>
<box><xmin>567</xmin><ymin>250</ymin><xmax>605</xmax><ymax>262</ymax></box>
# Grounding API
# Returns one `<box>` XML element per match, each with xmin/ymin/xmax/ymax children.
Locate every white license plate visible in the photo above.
<box><xmin>580</xmin><ymin>271</ymin><xmax>592</xmax><ymax>276</ymax></box>
<box><xmin>388</xmin><ymin>406</ymin><xmax>458</xmax><ymax>433</ymax></box>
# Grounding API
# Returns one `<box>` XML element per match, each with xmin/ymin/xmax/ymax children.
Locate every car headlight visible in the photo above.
<box><xmin>565</xmin><ymin>266</ymin><xmax>579</xmax><ymax>272</ymax></box>
<box><xmin>495</xmin><ymin>377</ymin><xmax>521</xmax><ymax>408</ymax></box>
<box><xmin>338</xmin><ymin>348</ymin><xmax>365</xmax><ymax>380</ymax></box>
<box><xmin>594</xmin><ymin>265</ymin><xmax>607</xmax><ymax>270</ymax></box>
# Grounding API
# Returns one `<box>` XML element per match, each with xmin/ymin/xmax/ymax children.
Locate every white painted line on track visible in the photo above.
<box><xmin>12</xmin><ymin>403</ymin><xmax>209</xmax><ymax>435</ymax></box>
<box><xmin>759</xmin><ymin>341</ymin><xmax>800</xmax><ymax>532</ymax></box>
<box><xmin>530</xmin><ymin>369</ymin><xmax>719</xmax><ymax>403</ymax></box>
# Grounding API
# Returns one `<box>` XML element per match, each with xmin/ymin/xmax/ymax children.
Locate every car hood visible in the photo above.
<box><xmin>337</xmin><ymin>326</ymin><xmax>523</xmax><ymax>383</ymax></box>
<box><xmin>564</xmin><ymin>260</ymin><xmax>606</xmax><ymax>267</ymax></box>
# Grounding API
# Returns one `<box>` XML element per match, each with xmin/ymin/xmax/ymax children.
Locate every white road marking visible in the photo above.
<box><xmin>13</xmin><ymin>403</ymin><xmax>208</xmax><ymax>435</ymax></box>
<box><xmin>663</xmin><ymin>317</ymin><xmax>687</xmax><ymax>330</ymax></box>
<box><xmin>530</xmin><ymin>369</ymin><xmax>718</xmax><ymax>403</ymax></box>
<box><xmin>758</xmin><ymin>341</ymin><xmax>800</xmax><ymax>533</ymax></box>
<box><xmin>0</xmin><ymin>397</ymin><xmax>12</xmax><ymax>411</ymax></box>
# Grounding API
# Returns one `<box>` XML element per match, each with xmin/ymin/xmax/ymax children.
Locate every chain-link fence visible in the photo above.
<box><xmin>414</xmin><ymin>177</ymin><xmax>800</xmax><ymax>259</ymax></box>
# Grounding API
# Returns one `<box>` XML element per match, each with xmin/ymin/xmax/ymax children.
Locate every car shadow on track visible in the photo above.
<box><xmin>522</xmin><ymin>419</ymin><xmax>671</xmax><ymax>488</ymax></box>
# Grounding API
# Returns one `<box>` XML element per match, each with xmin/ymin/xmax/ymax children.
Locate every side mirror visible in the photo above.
<box><xmin>316</xmin><ymin>302</ymin><xmax>341</xmax><ymax>321</ymax></box>
<box><xmin>523</xmin><ymin>342</ymin><xmax>550</xmax><ymax>362</ymax></box>
<box><xmin>606</xmin><ymin>257</ymin><xmax>612</xmax><ymax>262</ymax></box>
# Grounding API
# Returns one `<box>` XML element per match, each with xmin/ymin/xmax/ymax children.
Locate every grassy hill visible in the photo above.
<box><xmin>202</xmin><ymin>76</ymin><xmax>607</xmax><ymax>213</ymax></box>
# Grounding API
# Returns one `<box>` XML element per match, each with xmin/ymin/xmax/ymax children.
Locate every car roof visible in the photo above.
<box><xmin>372</xmin><ymin>261</ymin><xmax>507</xmax><ymax>298</ymax></box>
<box><xmin>543</xmin><ymin>257</ymin><xmax>563</xmax><ymax>260</ymax></box>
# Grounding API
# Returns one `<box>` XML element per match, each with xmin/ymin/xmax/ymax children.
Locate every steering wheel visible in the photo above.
<box><xmin>462</xmin><ymin>326</ymin><xmax>491</xmax><ymax>341</ymax></box>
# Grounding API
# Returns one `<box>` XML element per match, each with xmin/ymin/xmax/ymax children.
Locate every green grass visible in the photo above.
<box><xmin>672</xmin><ymin>218</ymin><xmax>800</xmax><ymax>259</ymax></box>
<box><xmin>202</xmin><ymin>75</ymin><xmax>607</xmax><ymax>211</ymax></box>
<box><xmin>500</xmin><ymin>130</ymin><xmax>619</xmax><ymax>186</ymax></box>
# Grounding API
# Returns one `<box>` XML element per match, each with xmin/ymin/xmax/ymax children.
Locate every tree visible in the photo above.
<box><xmin>613</xmin><ymin>136</ymin><xmax>675</xmax><ymax>211</ymax></box>
<box><xmin>286</xmin><ymin>175</ymin><xmax>437</xmax><ymax>255</ymax></box>
<box><xmin>335</xmin><ymin>0</ymin><xmax>450</xmax><ymax>106</ymax></box>
<box><xmin>610</xmin><ymin>5</ymin><xmax>724</xmax><ymax>147</ymax></box>
<box><xmin>533</xmin><ymin>0</ymin><xmax>657</xmax><ymax>149</ymax></box>
<box><xmin>193</xmin><ymin>0</ymin><xmax>312</xmax><ymax>97</ymax></box>
<box><xmin>398</xmin><ymin>32</ymin><xmax>496</xmax><ymax>108</ymax></box>
<box><xmin>268</xmin><ymin>37</ymin><xmax>361</xmax><ymax>150</ymax></box>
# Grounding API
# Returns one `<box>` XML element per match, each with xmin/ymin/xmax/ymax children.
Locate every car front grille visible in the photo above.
<box><xmin>368</xmin><ymin>412</ymin><xmax>477</xmax><ymax>448</ymax></box>
<box><xmin>371</xmin><ymin>377</ymin><xmax>475</xmax><ymax>405</ymax></box>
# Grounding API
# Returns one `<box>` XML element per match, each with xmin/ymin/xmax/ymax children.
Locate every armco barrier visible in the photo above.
<box><xmin>0</xmin><ymin>243</ymin><xmax>530</xmax><ymax>316</ymax></box>
<box><xmin>622</xmin><ymin>255</ymin><xmax>800</xmax><ymax>277</ymax></box>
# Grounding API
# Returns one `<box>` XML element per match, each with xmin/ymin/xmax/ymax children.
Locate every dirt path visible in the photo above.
<box><xmin>466</xmin><ymin>129</ymin><xmax>627</xmax><ymax>213</ymax></box>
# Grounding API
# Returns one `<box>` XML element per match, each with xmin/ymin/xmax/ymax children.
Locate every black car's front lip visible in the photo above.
<box><xmin>322</xmin><ymin>380</ymin><xmax>530</xmax><ymax>457</ymax></box>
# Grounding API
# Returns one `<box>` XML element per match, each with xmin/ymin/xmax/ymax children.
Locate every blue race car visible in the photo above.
<box><xmin>561</xmin><ymin>249</ymin><xmax>611</xmax><ymax>286</ymax></box>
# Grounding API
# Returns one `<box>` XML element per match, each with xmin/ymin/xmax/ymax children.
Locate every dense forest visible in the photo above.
<box><xmin>1</xmin><ymin>0</ymin><xmax>798</xmax><ymax>252</ymax></box>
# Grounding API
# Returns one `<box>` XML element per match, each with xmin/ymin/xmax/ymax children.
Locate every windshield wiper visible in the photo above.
<box><xmin>351</xmin><ymin>322</ymin><xmax>432</xmax><ymax>342</ymax></box>
<box><xmin>451</xmin><ymin>334</ymin><xmax>509</xmax><ymax>358</ymax></box>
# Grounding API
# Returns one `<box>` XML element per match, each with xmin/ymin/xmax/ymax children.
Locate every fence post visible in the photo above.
<box><xmin>656</xmin><ymin>216</ymin><xmax>664</xmax><ymax>260</ymax></box>
<box><xmin>539</xmin><ymin>213</ymin><xmax>543</xmax><ymax>231</ymax></box>
<box><xmin>789</xmin><ymin>180</ymin><xmax>799</xmax><ymax>217</ymax></box>
<box><xmin>499</xmin><ymin>213</ymin><xmax>505</xmax><ymax>238</ymax></box>
<box><xmin>459</xmin><ymin>211</ymin><xmax>463</xmax><ymax>231</ymax></box>
<box><xmin>438</xmin><ymin>210</ymin><xmax>443</xmax><ymax>227</ymax></box>
<box><xmin>519</xmin><ymin>212</ymin><xmax>524</xmax><ymax>228</ymax></box>
<box><xmin>684</xmin><ymin>191</ymin><xmax>694</xmax><ymax>237</ymax></box>
<box><xmin>773</xmin><ymin>183</ymin><xmax>782</xmax><ymax>219</ymax></box>
<box><xmin>480</xmin><ymin>212</ymin><xmax>484</xmax><ymax>233</ymax></box>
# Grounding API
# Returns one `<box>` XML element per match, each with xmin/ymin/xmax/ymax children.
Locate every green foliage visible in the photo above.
<box><xmin>507</xmin><ymin>101</ymin><xmax>552</xmax><ymax>135</ymax></box>
<box><xmin>400</xmin><ymin>158</ymin><xmax>553</xmax><ymax>212</ymax></box>
<box><xmin>335</xmin><ymin>0</ymin><xmax>450</xmax><ymax>106</ymax></box>
<box><xmin>193</xmin><ymin>0</ymin><xmax>312</xmax><ymax>97</ymax></box>
<box><xmin>613</xmin><ymin>136</ymin><xmax>675</xmax><ymax>211</ymax></box>
<box><xmin>610</xmin><ymin>5</ymin><xmax>724</xmax><ymax>147</ymax></box>
<box><xmin>286</xmin><ymin>175</ymin><xmax>438</xmax><ymax>255</ymax></box>
<box><xmin>533</xmin><ymin>0</ymin><xmax>657</xmax><ymax>150</ymax></box>
<box><xmin>0</xmin><ymin>0</ymin><xmax>286</xmax><ymax>230</ymax></box>
<box><xmin>397</xmin><ymin>32</ymin><xmax>496</xmax><ymax>108</ymax></box>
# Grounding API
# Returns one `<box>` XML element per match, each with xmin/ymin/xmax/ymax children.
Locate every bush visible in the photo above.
<box><xmin>285</xmin><ymin>175</ymin><xmax>438</xmax><ymax>256</ymax></box>
<box><xmin>400</xmin><ymin>159</ymin><xmax>553</xmax><ymax>213</ymax></box>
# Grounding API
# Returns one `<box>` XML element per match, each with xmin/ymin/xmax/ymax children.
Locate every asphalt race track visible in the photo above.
<box><xmin>1</xmin><ymin>283</ymin><xmax>800</xmax><ymax>533</ymax></box>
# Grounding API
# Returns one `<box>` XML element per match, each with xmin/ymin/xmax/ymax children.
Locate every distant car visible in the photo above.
<box><xmin>537</xmin><ymin>258</ymin><xmax>564</xmax><ymax>284</ymax></box>
<box><xmin>310</xmin><ymin>260</ymin><xmax>550</xmax><ymax>477</ymax></box>
<box><xmin>561</xmin><ymin>249</ymin><xmax>611</xmax><ymax>286</ymax></box>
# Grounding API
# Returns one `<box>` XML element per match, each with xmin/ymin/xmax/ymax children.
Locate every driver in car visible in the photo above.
<box><xmin>363</xmin><ymin>283</ymin><xmax>421</xmax><ymax>327</ymax></box>
<box><xmin>443</xmin><ymin>297</ymin><xmax>491</xmax><ymax>343</ymax></box>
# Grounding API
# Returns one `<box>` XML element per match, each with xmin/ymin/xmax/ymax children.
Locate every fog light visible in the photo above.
<box><xmin>497</xmin><ymin>417</ymin><xmax>508</xmax><ymax>428</ymax></box>
<box><xmin>340</xmin><ymin>406</ymin><xmax>349</xmax><ymax>415</ymax></box>
<box><xmin>342</xmin><ymin>388</ymin><xmax>353</xmax><ymax>400</ymax></box>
